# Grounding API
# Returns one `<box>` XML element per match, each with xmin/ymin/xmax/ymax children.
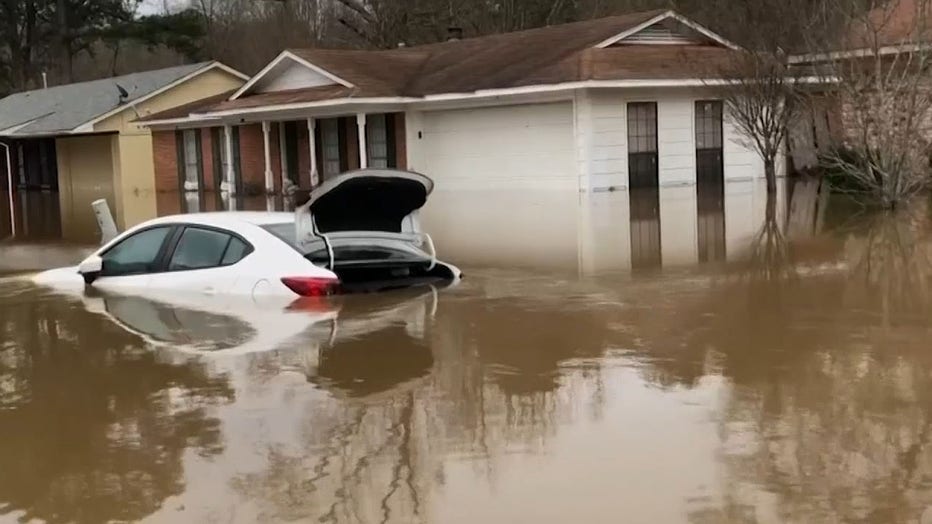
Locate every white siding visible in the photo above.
<box><xmin>256</xmin><ymin>60</ymin><xmax>334</xmax><ymax>93</ymax></box>
<box><xmin>616</xmin><ymin>23</ymin><xmax>705</xmax><ymax>45</ymax></box>
<box><xmin>723</xmin><ymin>110</ymin><xmax>765</xmax><ymax>181</ymax></box>
<box><xmin>588</xmin><ymin>91</ymin><xmax>627</xmax><ymax>189</ymax></box>
<box><xmin>411</xmin><ymin>102</ymin><xmax>576</xmax><ymax>190</ymax></box>
<box><xmin>586</xmin><ymin>88</ymin><xmax>767</xmax><ymax>189</ymax></box>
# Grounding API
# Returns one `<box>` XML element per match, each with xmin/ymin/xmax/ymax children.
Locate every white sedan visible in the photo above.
<box><xmin>34</xmin><ymin>169</ymin><xmax>461</xmax><ymax>299</ymax></box>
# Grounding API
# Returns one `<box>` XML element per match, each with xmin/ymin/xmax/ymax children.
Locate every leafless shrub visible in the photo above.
<box><xmin>808</xmin><ymin>0</ymin><xmax>932</xmax><ymax>208</ymax></box>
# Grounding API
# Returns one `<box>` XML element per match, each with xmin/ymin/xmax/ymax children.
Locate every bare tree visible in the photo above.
<box><xmin>807</xmin><ymin>0</ymin><xmax>932</xmax><ymax>209</ymax></box>
<box><xmin>692</xmin><ymin>0</ymin><xmax>823</xmax><ymax>194</ymax></box>
<box><xmin>718</xmin><ymin>54</ymin><xmax>808</xmax><ymax>193</ymax></box>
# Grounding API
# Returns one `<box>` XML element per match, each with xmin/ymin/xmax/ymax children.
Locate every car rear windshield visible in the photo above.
<box><xmin>261</xmin><ymin>223</ymin><xmax>299</xmax><ymax>250</ymax></box>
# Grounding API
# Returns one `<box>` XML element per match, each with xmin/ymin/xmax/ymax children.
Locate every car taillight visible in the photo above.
<box><xmin>281</xmin><ymin>276</ymin><xmax>341</xmax><ymax>297</ymax></box>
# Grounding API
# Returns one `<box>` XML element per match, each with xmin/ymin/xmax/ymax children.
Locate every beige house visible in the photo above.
<box><xmin>0</xmin><ymin>62</ymin><xmax>246</xmax><ymax>239</ymax></box>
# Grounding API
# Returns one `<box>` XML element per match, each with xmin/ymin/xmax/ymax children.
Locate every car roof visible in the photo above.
<box><xmin>144</xmin><ymin>211</ymin><xmax>295</xmax><ymax>229</ymax></box>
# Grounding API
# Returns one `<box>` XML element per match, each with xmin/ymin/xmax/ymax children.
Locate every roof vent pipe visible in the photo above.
<box><xmin>447</xmin><ymin>27</ymin><xmax>463</xmax><ymax>41</ymax></box>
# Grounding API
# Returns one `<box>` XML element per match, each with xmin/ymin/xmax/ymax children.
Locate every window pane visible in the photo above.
<box><xmin>322</xmin><ymin>119</ymin><xmax>341</xmax><ymax>178</ymax></box>
<box><xmin>184</xmin><ymin>129</ymin><xmax>199</xmax><ymax>186</ymax></box>
<box><xmin>102</xmin><ymin>226</ymin><xmax>172</xmax><ymax>276</ymax></box>
<box><xmin>169</xmin><ymin>228</ymin><xmax>231</xmax><ymax>271</ymax></box>
<box><xmin>367</xmin><ymin>114</ymin><xmax>389</xmax><ymax>168</ymax></box>
<box><xmin>221</xmin><ymin>237</ymin><xmax>250</xmax><ymax>265</ymax></box>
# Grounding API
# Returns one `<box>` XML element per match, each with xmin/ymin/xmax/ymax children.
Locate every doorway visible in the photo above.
<box><xmin>695</xmin><ymin>100</ymin><xmax>724</xmax><ymax>190</ymax></box>
<box><xmin>282</xmin><ymin>121</ymin><xmax>300</xmax><ymax>185</ymax></box>
<box><xmin>627</xmin><ymin>102</ymin><xmax>658</xmax><ymax>189</ymax></box>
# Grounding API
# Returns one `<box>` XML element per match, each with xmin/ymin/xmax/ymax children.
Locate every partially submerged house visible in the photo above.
<box><xmin>141</xmin><ymin>10</ymin><xmax>773</xmax><ymax>196</ymax></box>
<box><xmin>0</xmin><ymin>62</ymin><xmax>246</xmax><ymax>237</ymax></box>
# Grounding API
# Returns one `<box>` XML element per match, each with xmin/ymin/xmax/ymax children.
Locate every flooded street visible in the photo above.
<box><xmin>3</xmin><ymin>180</ymin><xmax>932</xmax><ymax>523</ymax></box>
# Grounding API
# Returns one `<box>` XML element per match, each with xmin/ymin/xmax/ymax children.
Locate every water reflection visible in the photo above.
<box><xmin>0</xmin><ymin>190</ymin><xmax>62</xmax><ymax>240</ymax></box>
<box><xmin>420</xmin><ymin>180</ymin><xmax>776</xmax><ymax>275</ymax></box>
<box><xmin>0</xmin><ymin>282</ymin><xmax>232</xmax><ymax>523</ymax></box>
<box><xmin>7</xmin><ymin>177</ymin><xmax>932</xmax><ymax>522</ymax></box>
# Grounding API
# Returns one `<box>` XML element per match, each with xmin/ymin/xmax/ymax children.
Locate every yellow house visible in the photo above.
<box><xmin>0</xmin><ymin>62</ymin><xmax>246</xmax><ymax>240</ymax></box>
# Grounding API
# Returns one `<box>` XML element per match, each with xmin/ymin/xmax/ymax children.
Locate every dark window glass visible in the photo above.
<box><xmin>102</xmin><ymin>226</ymin><xmax>172</xmax><ymax>276</ymax></box>
<box><xmin>221</xmin><ymin>237</ymin><xmax>250</xmax><ymax>265</ymax></box>
<box><xmin>695</xmin><ymin>100</ymin><xmax>723</xmax><ymax>150</ymax></box>
<box><xmin>627</xmin><ymin>102</ymin><xmax>657</xmax><ymax>154</ymax></box>
<box><xmin>169</xmin><ymin>228</ymin><xmax>231</xmax><ymax>271</ymax></box>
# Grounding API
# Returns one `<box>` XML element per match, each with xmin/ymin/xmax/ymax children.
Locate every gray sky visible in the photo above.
<box><xmin>136</xmin><ymin>0</ymin><xmax>189</xmax><ymax>15</ymax></box>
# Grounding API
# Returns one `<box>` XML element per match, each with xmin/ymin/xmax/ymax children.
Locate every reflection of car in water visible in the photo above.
<box><xmin>303</xmin><ymin>288</ymin><xmax>439</xmax><ymax>397</ymax></box>
<box><xmin>34</xmin><ymin>169</ymin><xmax>461</xmax><ymax>299</ymax></box>
<box><xmin>76</xmin><ymin>284</ymin><xmax>441</xmax><ymax>397</ymax></box>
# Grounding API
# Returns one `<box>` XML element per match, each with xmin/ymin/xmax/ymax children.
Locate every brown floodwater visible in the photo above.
<box><xmin>3</xmin><ymin>179</ymin><xmax>932</xmax><ymax>523</ymax></box>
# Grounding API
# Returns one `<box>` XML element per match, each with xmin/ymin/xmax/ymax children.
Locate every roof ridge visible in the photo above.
<box><xmin>402</xmin><ymin>9</ymin><xmax>670</xmax><ymax>51</ymax></box>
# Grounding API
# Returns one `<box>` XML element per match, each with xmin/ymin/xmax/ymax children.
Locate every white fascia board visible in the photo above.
<box><xmin>229</xmin><ymin>50</ymin><xmax>355</xmax><ymax>101</ymax></box>
<box><xmin>144</xmin><ymin>77</ymin><xmax>832</xmax><ymax>123</ymax></box>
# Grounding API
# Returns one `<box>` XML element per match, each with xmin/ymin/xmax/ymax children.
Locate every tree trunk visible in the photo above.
<box><xmin>57</xmin><ymin>0</ymin><xmax>72</xmax><ymax>83</ymax></box>
<box><xmin>764</xmin><ymin>157</ymin><xmax>777</xmax><ymax>194</ymax></box>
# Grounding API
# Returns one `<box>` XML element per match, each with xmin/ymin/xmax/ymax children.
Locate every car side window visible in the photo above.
<box><xmin>221</xmin><ymin>237</ymin><xmax>250</xmax><ymax>265</ymax></box>
<box><xmin>169</xmin><ymin>228</ymin><xmax>232</xmax><ymax>271</ymax></box>
<box><xmin>168</xmin><ymin>227</ymin><xmax>252</xmax><ymax>271</ymax></box>
<box><xmin>101</xmin><ymin>226</ymin><xmax>172</xmax><ymax>277</ymax></box>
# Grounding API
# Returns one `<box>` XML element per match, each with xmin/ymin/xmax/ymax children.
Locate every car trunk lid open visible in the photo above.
<box><xmin>294</xmin><ymin>169</ymin><xmax>460</xmax><ymax>293</ymax></box>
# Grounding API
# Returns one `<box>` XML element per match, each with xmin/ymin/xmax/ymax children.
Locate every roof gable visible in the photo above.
<box><xmin>595</xmin><ymin>11</ymin><xmax>739</xmax><ymax>50</ymax></box>
<box><xmin>230</xmin><ymin>51</ymin><xmax>354</xmax><ymax>100</ymax></box>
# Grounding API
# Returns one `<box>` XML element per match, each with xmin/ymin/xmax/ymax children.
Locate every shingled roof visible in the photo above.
<box><xmin>142</xmin><ymin>10</ymin><xmax>740</xmax><ymax>121</ymax></box>
<box><xmin>0</xmin><ymin>62</ymin><xmax>244</xmax><ymax>136</ymax></box>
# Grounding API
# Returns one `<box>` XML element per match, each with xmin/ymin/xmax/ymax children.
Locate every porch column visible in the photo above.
<box><xmin>262</xmin><ymin>121</ymin><xmax>274</xmax><ymax>193</ymax></box>
<box><xmin>307</xmin><ymin>117</ymin><xmax>318</xmax><ymax>186</ymax></box>
<box><xmin>223</xmin><ymin>124</ymin><xmax>235</xmax><ymax>194</ymax></box>
<box><xmin>356</xmin><ymin>113</ymin><xmax>368</xmax><ymax>169</ymax></box>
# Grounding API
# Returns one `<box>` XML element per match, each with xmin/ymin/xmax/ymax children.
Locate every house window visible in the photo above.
<box><xmin>695</xmin><ymin>101</ymin><xmax>723</xmax><ymax>151</ymax></box>
<box><xmin>367</xmin><ymin>114</ymin><xmax>390</xmax><ymax>168</ymax></box>
<box><xmin>182</xmin><ymin>130</ymin><xmax>200</xmax><ymax>190</ymax></box>
<box><xmin>321</xmin><ymin>118</ymin><xmax>341</xmax><ymax>179</ymax></box>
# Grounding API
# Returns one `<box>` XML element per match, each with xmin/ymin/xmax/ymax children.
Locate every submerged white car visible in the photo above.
<box><xmin>34</xmin><ymin>169</ymin><xmax>461</xmax><ymax>298</ymax></box>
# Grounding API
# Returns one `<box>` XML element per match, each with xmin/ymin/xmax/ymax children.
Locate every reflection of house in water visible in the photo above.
<box><xmin>421</xmin><ymin>179</ymin><xmax>776</xmax><ymax>274</ymax></box>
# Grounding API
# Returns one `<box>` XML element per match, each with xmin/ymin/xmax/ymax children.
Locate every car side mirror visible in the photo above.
<box><xmin>78</xmin><ymin>255</ymin><xmax>103</xmax><ymax>285</ymax></box>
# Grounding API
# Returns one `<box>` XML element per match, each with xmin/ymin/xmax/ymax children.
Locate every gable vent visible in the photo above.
<box><xmin>615</xmin><ymin>23</ymin><xmax>702</xmax><ymax>45</ymax></box>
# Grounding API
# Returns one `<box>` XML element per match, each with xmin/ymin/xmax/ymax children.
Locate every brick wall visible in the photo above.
<box><xmin>270</xmin><ymin>124</ymin><xmax>282</xmax><ymax>193</ymax></box>
<box><xmin>152</xmin><ymin>130</ymin><xmax>178</xmax><ymax>193</ymax></box>
<box><xmin>297</xmin><ymin>123</ymin><xmax>311</xmax><ymax>188</ymax></box>
<box><xmin>237</xmin><ymin>123</ymin><xmax>265</xmax><ymax>193</ymax></box>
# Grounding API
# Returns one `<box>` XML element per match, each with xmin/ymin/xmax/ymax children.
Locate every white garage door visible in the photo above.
<box><xmin>416</xmin><ymin>102</ymin><xmax>576</xmax><ymax>190</ymax></box>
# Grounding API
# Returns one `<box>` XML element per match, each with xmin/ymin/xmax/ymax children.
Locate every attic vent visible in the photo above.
<box><xmin>615</xmin><ymin>22</ymin><xmax>703</xmax><ymax>46</ymax></box>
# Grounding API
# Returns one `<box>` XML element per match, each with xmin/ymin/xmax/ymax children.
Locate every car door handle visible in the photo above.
<box><xmin>203</xmin><ymin>286</ymin><xmax>216</xmax><ymax>295</ymax></box>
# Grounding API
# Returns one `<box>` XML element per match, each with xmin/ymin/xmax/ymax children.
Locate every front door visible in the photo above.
<box><xmin>627</xmin><ymin>102</ymin><xmax>658</xmax><ymax>189</ymax></box>
<box><xmin>283</xmin><ymin>121</ymin><xmax>300</xmax><ymax>184</ymax></box>
<box><xmin>629</xmin><ymin>187</ymin><xmax>662</xmax><ymax>270</ymax></box>
<box><xmin>695</xmin><ymin>100</ymin><xmax>724</xmax><ymax>190</ymax></box>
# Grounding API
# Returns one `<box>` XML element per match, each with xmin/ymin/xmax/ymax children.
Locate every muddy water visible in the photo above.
<box><xmin>3</xmin><ymin>180</ymin><xmax>932</xmax><ymax>523</ymax></box>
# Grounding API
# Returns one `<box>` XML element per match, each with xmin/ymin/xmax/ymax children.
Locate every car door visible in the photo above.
<box><xmin>148</xmin><ymin>225</ymin><xmax>251</xmax><ymax>297</ymax></box>
<box><xmin>94</xmin><ymin>225</ymin><xmax>175</xmax><ymax>293</ymax></box>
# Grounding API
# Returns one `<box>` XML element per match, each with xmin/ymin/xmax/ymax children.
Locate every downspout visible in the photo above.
<box><xmin>0</xmin><ymin>140</ymin><xmax>15</xmax><ymax>237</ymax></box>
